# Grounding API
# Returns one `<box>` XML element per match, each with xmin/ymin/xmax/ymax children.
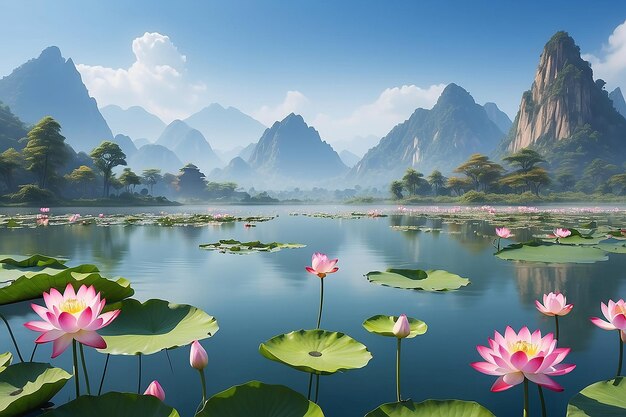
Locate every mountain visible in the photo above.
<box><xmin>100</xmin><ymin>105</ymin><xmax>165</xmax><ymax>142</ymax></box>
<box><xmin>248</xmin><ymin>113</ymin><xmax>348</xmax><ymax>181</ymax></box>
<box><xmin>351</xmin><ymin>83</ymin><xmax>504</xmax><ymax>182</ymax></box>
<box><xmin>502</xmin><ymin>31</ymin><xmax>626</xmax><ymax>164</ymax></box>
<box><xmin>209</xmin><ymin>156</ymin><xmax>255</xmax><ymax>184</ymax></box>
<box><xmin>112</xmin><ymin>134</ymin><xmax>137</xmax><ymax>158</ymax></box>
<box><xmin>184</xmin><ymin>103</ymin><xmax>266</xmax><ymax>151</ymax></box>
<box><xmin>0</xmin><ymin>101</ymin><xmax>28</xmax><ymax>152</ymax></box>
<box><xmin>156</xmin><ymin>120</ymin><xmax>221</xmax><ymax>173</ymax></box>
<box><xmin>238</xmin><ymin>142</ymin><xmax>257</xmax><ymax>160</ymax></box>
<box><xmin>128</xmin><ymin>144</ymin><xmax>182</xmax><ymax>175</ymax></box>
<box><xmin>332</xmin><ymin>134</ymin><xmax>380</xmax><ymax>157</ymax></box>
<box><xmin>0</xmin><ymin>46</ymin><xmax>112</xmax><ymax>152</ymax></box>
<box><xmin>339</xmin><ymin>150</ymin><xmax>361</xmax><ymax>168</ymax></box>
<box><xmin>609</xmin><ymin>88</ymin><xmax>626</xmax><ymax>118</ymax></box>
<box><xmin>483</xmin><ymin>102</ymin><xmax>512</xmax><ymax>134</ymax></box>
<box><xmin>133</xmin><ymin>138</ymin><xmax>151</xmax><ymax>148</ymax></box>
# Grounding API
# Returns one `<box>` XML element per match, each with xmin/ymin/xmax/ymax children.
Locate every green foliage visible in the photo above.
<box><xmin>8</xmin><ymin>184</ymin><xmax>56</xmax><ymax>203</ymax></box>
<box><xmin>427</xmin><ymin>170</ymin><xmax>447</xmax><ymax>195</ymax></box>
<box><xmin>446</xmin><ymin>176</ymin><xmax>472</xmax><ymax>196</ymax></box>
<box><xmin>23</xmin><ymin>117</ymin><xmax>69</xmax><ymax>189</ymax></box>
<box><xmin>90</xmin><ymin>141</ymin><xmax>127</xmax><ymax>197</ymax></box>
<box><xmin>65</xmin><ymin>165</ymin><xmax>96</xmax><ymax>197</ymax></box>
<box><xmin>390</xmin><ymin>180</ymin><xmax>404</xmax><ymax>199</ymax></box>
<box><xmin>0</xmin><ymin>148</ymin><xmax>23</xmax><ymax>192</ymax></box>
<box><xmin>454</xmin><ymin>153</ymin><xmax>504</xmax><ymax>191</ymax></box>
<box><xmin>119</xmin><ymin>168</ymin><xmax>141</xmax><ymax>193</ymax></box>
<box><xmin>141</xmin><ymin>168</ymin><xmax>162</xmax><ymax>195</ymax></box>
<box><xmin>402</xmin><ymin>168</ymin><xmax>427</xmax><ymax>196</ymax></box>
<box><xmin>503</xmin><ymin>148</ymin><xmax>545</xmax><ymax>172</ymax></box>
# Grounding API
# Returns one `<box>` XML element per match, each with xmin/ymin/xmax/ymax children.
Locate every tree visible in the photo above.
<box><xmin>176</xmin><ymin>164</ymin><xmax>207</xmax><ymax>198</ymax></box>
<box><xmin>583</xmin><ymin>159</ymin><xmax>619</xmax><ymax>184</ymax></box>
<box><xmin>454</xmin><ymin>153</ymin><xmax>504</xmax><ymax>191</ymax></box>
<box><xmin>23</xmin><ymin>117</ymin><xmax>69</xmax><ymax>189</ymax></box>
<box><xmin>402</xmin><ymin>168</ymin><xmax>427</xmax><ymax>196</ymax></box>
<box><xmin>525</xmin><ymin>167</ymin><xmax>551</xmax><ymax>196</ymax></box>
<box><xmin>390</xmin><ymin>180</ymin><xmax>404</xmax><ymax>199</ymax></box>
<box><xmin>446</xmin><ymin>176</ymin><xmax>472</xmax><ymax>196</ymax></box>
<box><xmin>65</xmin><ymin>165</ymin><xmax>96</xmax><ymax>197</ymax></box>
<box><xmin>427</xmin><ymin>170</ymin><xmax>447</xmax><ymax>195</ymax></box>
<box><xmin>503</xmin><ymin>149</ymin><xmax>545</xmax><ymax>173</ymax></box>
<box><xmin>206</xmin><ymin>181</ymin><xmax>238</xmax><ymax>199</ymax></box>
<box><xmin>90</xmin><ymin>141</ymin><xmax>127</xmax><ymax>197</ymax></box>
<box><xmin>142</xmin><ymin>168</ymin><xmax>162</xmax><ymax>195</ymax></box>
<box><xmin>0</xmin><ymin>148</ymin><xmax>23</xmax><ymax>192</ymax></box>
<box><xmin>119</xmin><ymin>168</ymin><xmax>141</xmax><ymax>193</ymax></box>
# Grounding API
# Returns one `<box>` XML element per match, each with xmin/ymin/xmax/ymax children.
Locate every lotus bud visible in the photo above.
<box><xmin>190</xmin><ymin>340</ymin><xmax>208</xmax><ymax>370</ymax></box>
<box><xmin>393</xmin><ymin>314</ymin><xmax>411</xmax><ymax>338</ymax></box>
<box><xmin>144</xmin><ymin>380</ymin><xmax>165</xmax><ymax>401</ymax></box>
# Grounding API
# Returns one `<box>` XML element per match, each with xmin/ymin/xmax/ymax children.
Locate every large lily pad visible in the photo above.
<box><xmin>0</xmin><ymin>352</ymin><xmax>11</xmax><ymax>372</ymax></box>
<box><xmin>196</xmin><ymin>380</ymin><xmax>324</xmax><ymax>417</ymax></box>
<box><xmin>98</xmin><ymin>299</ymin><xmax>218</xmax><ymax>355</ymax></box>
<box><xmin>540</xmin><ymin>229</ymin><xmax>608</xmax><ymax>246</ymax></box>
<box><xmin>0</xmin><ymin>255</ymin><xmax>67</xmax><ymax>269</ymax></box>
<box><xmin>595</xmin><ymin>243</ymin><xmax>626</xmax><ymax>254</ymax></box>
<box><xmin>259</xmin><ymin>329</ymin><xmax>372</xmax><ymax>375</ymax></box>
<box><xmin>495</xmin><ymin>241</ymin><xmax>609</xmax><ymax>264</ymax></box>
<box><xmin>566</xmin><ymin>377</ymin><xmax>626</xmax><ymax>416</ymax></box>
<box><xmin>199</xmin><ymin>239</ymin><xmax>305</xmax><ymax>254</ymax></box>
<box><xmin>40</xmin><ymin>392</ymin><xmax>180</xmax><ymax>417</ymax></box>
<box><xmin>365</xmin><ymin>399</ymin><xmax>495</xmax><ymax>417</ymax></box>
<box><xmin>362</xmin><ymin>315</ymin><xmax>427</xmax><ymax>338</ymax></box>
<box><xmin>0</xmin><ymin>362</ymin><xmax>71</xmax><ymax>417</ymax></box>
<box><xmin>366</xmin><ymin>269</ymin><xmax>470</xmax><ymax>291</ymax></box>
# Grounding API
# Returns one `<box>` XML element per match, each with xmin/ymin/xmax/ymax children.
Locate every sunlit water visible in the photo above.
<box><xmin>1</xmin><ymin>205</ymin><xmax>625</xmax><ymax>417</ymax></box>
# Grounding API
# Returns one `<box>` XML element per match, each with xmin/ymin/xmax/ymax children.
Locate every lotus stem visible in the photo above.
<box><xmin>314</xmin><ymin>374</ymin><xmax>320</xmax><ymax>403</ymax></box>
<box><xmin>29</xmin><ymin>343</ymin><xmax>38</xmax><ymax>362</ymax></box>
<box><xmin>199</xmin><ymin>369</ymin><xmax>207</xmax><ymax>405</ymax></box>
<box><xmin>555</xmin><ymin>315</ymin><xmax>560</xmax><ymax>341</ymax></box>
<box><xmin>137</xmin><ymin>353</ymin><xmax>142</xmax><ymax>394</ymax></box>
<box><xmin>538</xmin><ymin>384</ymin><xmax>547</xmax><ymax>417</ymax></box>
<box><xmin>72</xmin><ymin>340</ymin><xmax>80</xmax><ymax>398</ymax></box>
<box><xmin>165</xmin><ymin>349</ymin><xmax>174</xmax><ymax>373</ymax></box>
<box><xmin>617</xmin><ymin>331</ymin><xmax>623</xmax><ymax>378</ymax></box>
<box><xmin>316</xmin><ymin>278</ymin><xmax>324</xmax><ymax>329</ymax></box>
<box><xmin>307</xmin><ymin>373</ymin><xmax>313</xmax><ymax>400</ymax></box>
<box><xmin>79</xmin><ymin>343</ymin><xmax>91</xmax><ymax>395</ymax></box>
<box><xmin>98</xmin><ymin>353</ymin><xmax>110</xmax><ymax>395</ymax></box>
<box><xmin>396</xmin><ymin>338</ymin><xmax>402</xmax><ymax>402</ymax></box>
<box><xmin>0</xmin><ymin>312</ymin><xmax>24</xmax><ymax>362</ymax></box>
<box><xmin>523</xmin><ymin>378</ymin><xmax>529</xmax><ymax>417</ymax></box>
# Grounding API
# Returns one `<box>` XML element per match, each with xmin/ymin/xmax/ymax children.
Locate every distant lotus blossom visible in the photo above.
<box><xmin>98</xmin><ymin>213</ymin><xmax>104</xmax><ymax>218</ymax></box>
<box><xmin>553</xmin><ymin>228</ymin><xmax>571</xmax><ymax>239</ymax></box>
<box><xmin>24</xmin><ymin>284</ymin><xmax>120</xmax><ymax>358</ymax></box>
<box><xmin>36</xmin><ymin>214</ymin><xmax>49</xmax><ymax>227</ymax></box>
<box><xmin>536</xmin><ymin>292</ymin><xmax>573</xmax><ymax>317</ymax></box>
<box><xmin>144</xmin><ymin>380</ymin><xmax>165</xmax><ymax>401</ymax></box>
<box><xmin>495</xmin><ymin>227</ymin><xmax>513</xmax><ymax>239</ymax></box>
<box><xmin>40</xmin><ymin>207</ymin><xmax>50</xmax><ymax>213</ymax></box>
<box><xmin>393</xmin><ymin>314</ymin><xmax>411</xmax><ymax>338</ymax></box>
<box><xmin>471</xmin><ymin>326</ymin><xmax>575</xmax><ymax>392</ymax></box>
<box><xmin>305</xmin><ymin>252</ymin><xmax>339</xmax><ymax>278</ymax></box>
<box><xmin>590</xmin><ymin>299</ymin><xmax>626</xmax><ymax>341</ymax></box>
<box><xmin>69</xmin><ymin>214</ymin><xmax>81</xmax><ymax>222</ymax></box>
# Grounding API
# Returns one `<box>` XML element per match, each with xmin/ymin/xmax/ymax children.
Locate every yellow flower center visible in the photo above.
<box><xmin>59</xmin><ymin>298</ymin><xmax>86</xmax><ymax>314</ymax></box>
<box><xmin>510</xmin><ymin>341</ymin><xmax>538</xmax><ymax>356</ymax></box>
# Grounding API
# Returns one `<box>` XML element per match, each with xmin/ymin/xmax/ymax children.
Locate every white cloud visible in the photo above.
<box><xmin>77</xmin><ymin>32</ymin><xmax>206</xmax><ymax>122</ymax></box>
<box><xmin>583</xmin><ymin>19</ymin><xmax>626</xmax><ymax>88</ymax></box>
<box><xmin>251</xmin><ymin>91</ymin><xmax>310</xmax><ymax>126</ymax></box>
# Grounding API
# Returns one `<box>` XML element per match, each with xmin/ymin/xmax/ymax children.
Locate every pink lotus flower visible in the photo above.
<box><xmin>591</xmin><ymin>299</ymin><xmax>626</xmax><ymax>341</ymax></box>
<box><xmin>553</xmin><ymin>228</ymin><xmax>571</xmax><ymax>239</ymax></box>
<box><xmin>24</xmin><ymin>284</ymin><xmax>120</xmax><ymax>358</ymax></box>
<box><xmin>305</xmin><ymin>253</ymin><xmax>339</xmax><ymax>278</ymax></box>
<box><xmin>190</xmin><ymin>340</ymin><xmax>208</xmax><ymax>370</ymax></box>
<box><xmin>536</xmin><ymin>292</ymin><xmax>573</xmax><ymax>317</ymax></box>
<box><xmin>36</xmin><ymin>214</ymin><xmax>49</xmax><ymax>227</ymax></box>
<box><xmin>69</xmin><ymin>214</ymin><xmax>81</xmax><ymax>222</ymax></box>
<box><xmin>471</xmin><ymin>326</ymin><xmax>575</xmax><ymax>392</ymax></box>
<box><xmin>40</xmin><ymin>207</ymin><xmax>50</xmax><ymax>213</ymax></box>
<box><xmin>393</xmin><ymin>314</ymin><xmax>411</xmax><ymax>338</ymax></box>
<box><xmin>98</xmin><ymin>213</ymin><xmax>104</xmax><ymax>218</ymax></box>
<box><xmin>144</xmin><ymin>380</ymin><xmax>165</xmax><ymax>401</ymax></box>
<box><xmin>495</xmin><ymin>227</ymin><xmax>513</xmax><ymax>239</ymax></box>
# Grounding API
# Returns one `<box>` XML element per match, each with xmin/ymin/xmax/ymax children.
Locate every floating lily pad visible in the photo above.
<box><xmin>540</xmin><ymin>229</ymin><xmax>607</xmax><ymax>246</ymax></box>
<box><xmin>0</xmin><ymin>255</ymin><xmax>67</xmax><ymax>269</ymax></box>
<box><xmin>595</xmin><ymin>243</ymin><xmax>626</xmax><ymax>254</ymax></box>
<box><xmin>366</xmin><ymin>269</ymin><xmax>470</xmax><ymax>291</ymax></box>
<box><xmin>365</xmin><ymin>399</ymin><xmax>495</xmax><ymax>417</ymax></box>
<box><xmin>259</xmin><ymin>329</ymin><xmax>372</xmax><ymax>375</ymax></box>
<box><xmin>199</xmin><ymin>239</ymin><xmax>305</xmax><ymax>254</ymax></box>
<box><xmin>98</xmin><ymin>299</ymin><xmax>218</xmax><ymax>355</ymax></box>
<box><xmin>362</xmin><ymin>315</ymin><xmax>427</xmax><ymax>338</ymax></box>
<box><xmin>0</xmin><ymin>353</ymin><xmax>11</xmax><ymax>372</ymax></box>
<box><xmin>196</xmin><ymin>380</ymin><xmax>324</xmax><ymax>417</ymax></box>
<box><xmin>566</xmin><ymin>377</ymin><xmax>626</xmax><ymax>416</ymax></box>
<box><xmin>0</xmin><ymin>362</ymin><xmax>71</xmax><ymax>417</ymax></box>
<box><xmin>496</xmin><ymin>241</ymin><xmax>609</xmax><ymax>264</ymax></box>
<box><xmin>40</xmin><ymin>392</ymin><xmax>180</xmax><ymax>417</ymax></box>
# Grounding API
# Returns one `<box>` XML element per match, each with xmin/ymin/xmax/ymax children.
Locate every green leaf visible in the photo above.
<box><xmin>0</xmin><ymin>362</ymin><xmax>71</xmax><ymax>417</ymax></box>
<box><xmin>0</xmin><ymin>352</ymin><xmax>12</xmax><ymax>372</ymax></box>
<box><xmin>366</xmin><ymin>269</ymin><xmax>470</xmax><ymax>291</ymax></box>
<box><xmin>365</xmin><ymin>399</ymin><xmax>495</xmax><ymax>417</ymax></box>
<box><xmin>199</xmin><ymin>239</ymin><xmax>305</xmax><ymax>254</ymax></box>
<box><xmin>567</xmin><ymin>377</ymin><xmax>626</xmax><ymax>416</ymax></box>
<box><xmin>595</xmin><ymin>243</ymin><xmax>626</xmax><ymax>254</ymax></box>
<box><xmin>259</xmin><ymin>329</ymin><xmax>372</xmax><ymax>375</ymax></box>
<box><xmin>495</xmin><ymin>241</ymin><xmax>608</xmax><ymax>264</ymax></box>
<box><xmin>98</xmin><ymin>299</ymin><xmax>218</xmax><ymax>355</ymax></box>
<box><xmin>0</xmin><ymin>254</ymin><xmax>67</xmax><ymax>268</ymax></box>
<box><xmin>196</xmin><ymin>380</ymin><xmax>324</xmax><ymax>417</ymax></box>
<box><xmin>40</xmin><ymin>392</ymin><xmax>180</xmax><ymax>417</ymax></box>
<box><xmin>362</xmin><ymin>315</ymin><xmax>427</xmax><ymax>338</ymax></box>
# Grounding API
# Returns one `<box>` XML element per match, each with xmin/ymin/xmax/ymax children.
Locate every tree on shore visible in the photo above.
<box><xmin>142</xmin><ymin>168</ymin><xmax>162</xmax><ymax>195</ymax></box>
<box><xmin>427</xmin><ymin>170</ymin><xmax>447</xmax><ymax>195</ymax></box>
<box><xmin>390</xmin><ymin>180</ymin><xmax>404</xmax><ymax>199</ymax></box>
<box><xmin>454</xmin><ymin>153</ymin><xmax>504</xmax><ymax>191</ymax></box>
<box><xmin>119</xmin><ymin>168</ymin><xmax>141</xmax><ymax>193</ymax></box>
<box><xmin>23</xmin><ymin>117</ymin><xmax>69</xmax><ymax>189</ymax></box>
<box><xmin>90</xmin><ymin>141</ymin><xmax>127</xmax><ymax>197</ymax></box>
<box><xmin>0</xmin><ymin>148</ymin><xmax>23</xmax><ymax>192</ymax></box>
<box><xmin>65</xmin><ymin>165</ymin><xmax>96</xmax><ymax>197</ymax></box>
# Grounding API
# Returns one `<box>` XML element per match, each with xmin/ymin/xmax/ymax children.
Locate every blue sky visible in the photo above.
<box><xmin>1</xmin><ymin>0</ymin><xmax>626</xmax><ymax>142</ymax></box>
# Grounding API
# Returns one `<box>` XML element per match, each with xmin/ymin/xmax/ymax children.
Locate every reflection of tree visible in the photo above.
<box><xmin>446</xmin><ymin>220</ymin><xmax>492</xmax><ymax>253</ymax></box>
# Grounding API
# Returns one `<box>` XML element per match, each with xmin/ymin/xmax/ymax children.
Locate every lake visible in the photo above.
<box><xmin>1</xmin><ymin>204</ymin><xmax>625</xmax><ymax>417</ymax></box>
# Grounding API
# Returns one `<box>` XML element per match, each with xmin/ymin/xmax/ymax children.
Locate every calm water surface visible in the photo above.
<box><xmin>1</xmin><ymin>205</ymin><xmax>625</xmax><ymax>417</ymax></box>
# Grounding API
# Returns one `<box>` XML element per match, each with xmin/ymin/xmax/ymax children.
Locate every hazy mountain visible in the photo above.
<box><xmin>609</xmin><ymin>88</ymin><xmax>626</xmax><ymax>118</ymax></box>
<box><xmin>351</xmin><ymin>83</ymin><xmax>504</xmax><ymax>183</ymax></box>
<box><xmin>339</xmin><ymin>149</ymin><xmax>361</xmax><ymax>168</ymax></box>
<box><xmin>128</xmin><ymin>144</ymin><xmax>182</xmax><ymax>174</ymax></box>
<box><xmin>483</xmin><ymin>102</ymin><xmax>512</xmax><ymax>134</ymax></box>
<box><xmin>238</xmin><ymin>142</ymin><xmax>257</xmax><ymax>160</ymax></box>
<box><xmin>0</xmin><ymin>101</ymin><xmax>27</xmax><ymax>152</ymax></box>
<box><xmin>156</xmin><ymin>120</ymin><xmax>221</xmax><ymax>173</ymax></box>
<box><xmin>133</xmin><ymin>138</ymin><xmax>151</xmax><ymax>148</ymax></box>
<box><xmin>0</xmin><ymin>46</ymin><xmax>112</xmax><ymax>152</ymax></box>
<box><xmin>184</xmin><ymin>103</ymin><xmax>266</xmax><ymax>151</ymax></box>
<box><xmin>248</xmin><ymin>113</ymin><xmax>348</xmax><ymax>182</ymax></box>
<box><xmin>332</xmin><ymin>134</ymin><xmax>380</xmax><ymax>157</ymax></box>
<box><xmin>100</xmin><ymin>105</ymin><xmax>165</xmax><ymax>142</ymax></box>
<box><xmin>112</xmin><ymin>134</ymin><xmax>137</xmax><ymax>158</ymax></box>
<box><xmin>209</xmin><ymin>156</ymin><xmax>254</xmax><ymax>184</ymax></box>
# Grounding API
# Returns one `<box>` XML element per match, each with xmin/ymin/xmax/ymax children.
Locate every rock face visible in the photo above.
<box><xmin>351</xmin><ymin>83</ymin><xmax>504</xmax><ymax>182</ymax></box>
<box><xmin>483</xmin><ymin>102</ymin><xmax>512</xmax><ymax>134</ymax></box>
<box><xmin>0</xmin><ymin>46</ymin><xmax>113</xmax><ymax>152</ymax></box>
<box><xmin>156</xmin><ymin>120</ymin><xmax>221</xmax><ymax>174</ymax></box>
<box><xmin>505</xmin><ymin>32</ymin><xmax>626</xmax><ymax>155</ymax></box>
<box><xmin>100</xmin><ymin>105</ymin><xmax>166</xmax><ymax>142</ymax></box>
<box><xmin>609</xmin><ymin>88</ymin><xmax>626</xmax><ymax>118</ymax></box>
<box><xmin>339</xmin><ymin>150</ymin><xmax>361</xmax><ymax>168</ymax></box>
<box><xmin>248</xmin><ymin>113</ymin><xmax>347</xmax><ymax>180</ymax></box>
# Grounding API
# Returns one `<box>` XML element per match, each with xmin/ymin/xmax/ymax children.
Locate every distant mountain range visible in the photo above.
<box><xmin>609</xmin><ymin>88</ymin><xmax>626</xmax><ymax>119</ymax></box>
<box><xmin>100</xmin><ymin>105</ymin><xmax>166</xmax><ymax>142</ymax></box>
<box><xmin>483</xmin><ymin>102</ymin><xmax>512</xmax><ymax>134</ymax></box>
<box><xmin>156</xmin><ymin>120</ymin><xmax>221</xmax><ymax>174</ymax></box>
<box><xmin>128</xmin><ymin>144</ymin><xmax>182</xmax><ymax>175</ymax></box>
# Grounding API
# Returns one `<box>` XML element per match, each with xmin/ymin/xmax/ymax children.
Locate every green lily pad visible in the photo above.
<box><xmin>362</xmin><ymin>315</ymin><xmax>427</xmax><ymax>338</ymax></box>
<box><xmin>365</xmin><ymin>399</ymin><xmax>495</xmax><ymax>417</ymax></box>
<box><xmin>196</xmin><ymin>380</ymin><xmax>324</xmax><ymax>417</ymax></box>
<box><xmin>0</xmin><ymin>255</ymin><xmax>67</xmax><ymax>269</ymax></box>
<box><xmin>0</xmin><ymin>352</ymin><xmax>11</xmax><ymax>372</ymax></box>
<box><xmin>199</xmin><ymin>239</ymin><xmax>305</xmax><ymax>254</ymax></box>
<box><xmin>566</xmin><ymin>377</ymin><xmax>626</xmax><ymax>416</ymax></box>
<box><xmin>366</xmin><ymin>269</ymin><xmax>470</xmax><ymax>291</ymax></box>
<box><xmin>98</xmin><ymin>299</ymin><xmax>218</xmax><ymax>355</ymax></box>
<box><xmin>496</xmin><ymin>241</ymin><xmax>609</xmax><ymax>264</ymax></box>
<box><xmin>0</xmin><ymin>362</ymin><xmax>71</xmax><ymax>417</ymax></box>
<box><xmin>40</xmin><ymin>392</ymin><xmax>180</xmax><ymax>417</ymax></box>
<box><xmin>540</xmin><ymin>229</ymin><xmax>607</xmax><ymax>245</ymax></box>
<box><xmin>595</xmin><ymin>243</ymin><xmax>626</xmax><ymax>254</ymax></box>
<box><xmin>259</xmin><ymin>329</ymin><xmax>372</xmax><ymax>375</ymax></box>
